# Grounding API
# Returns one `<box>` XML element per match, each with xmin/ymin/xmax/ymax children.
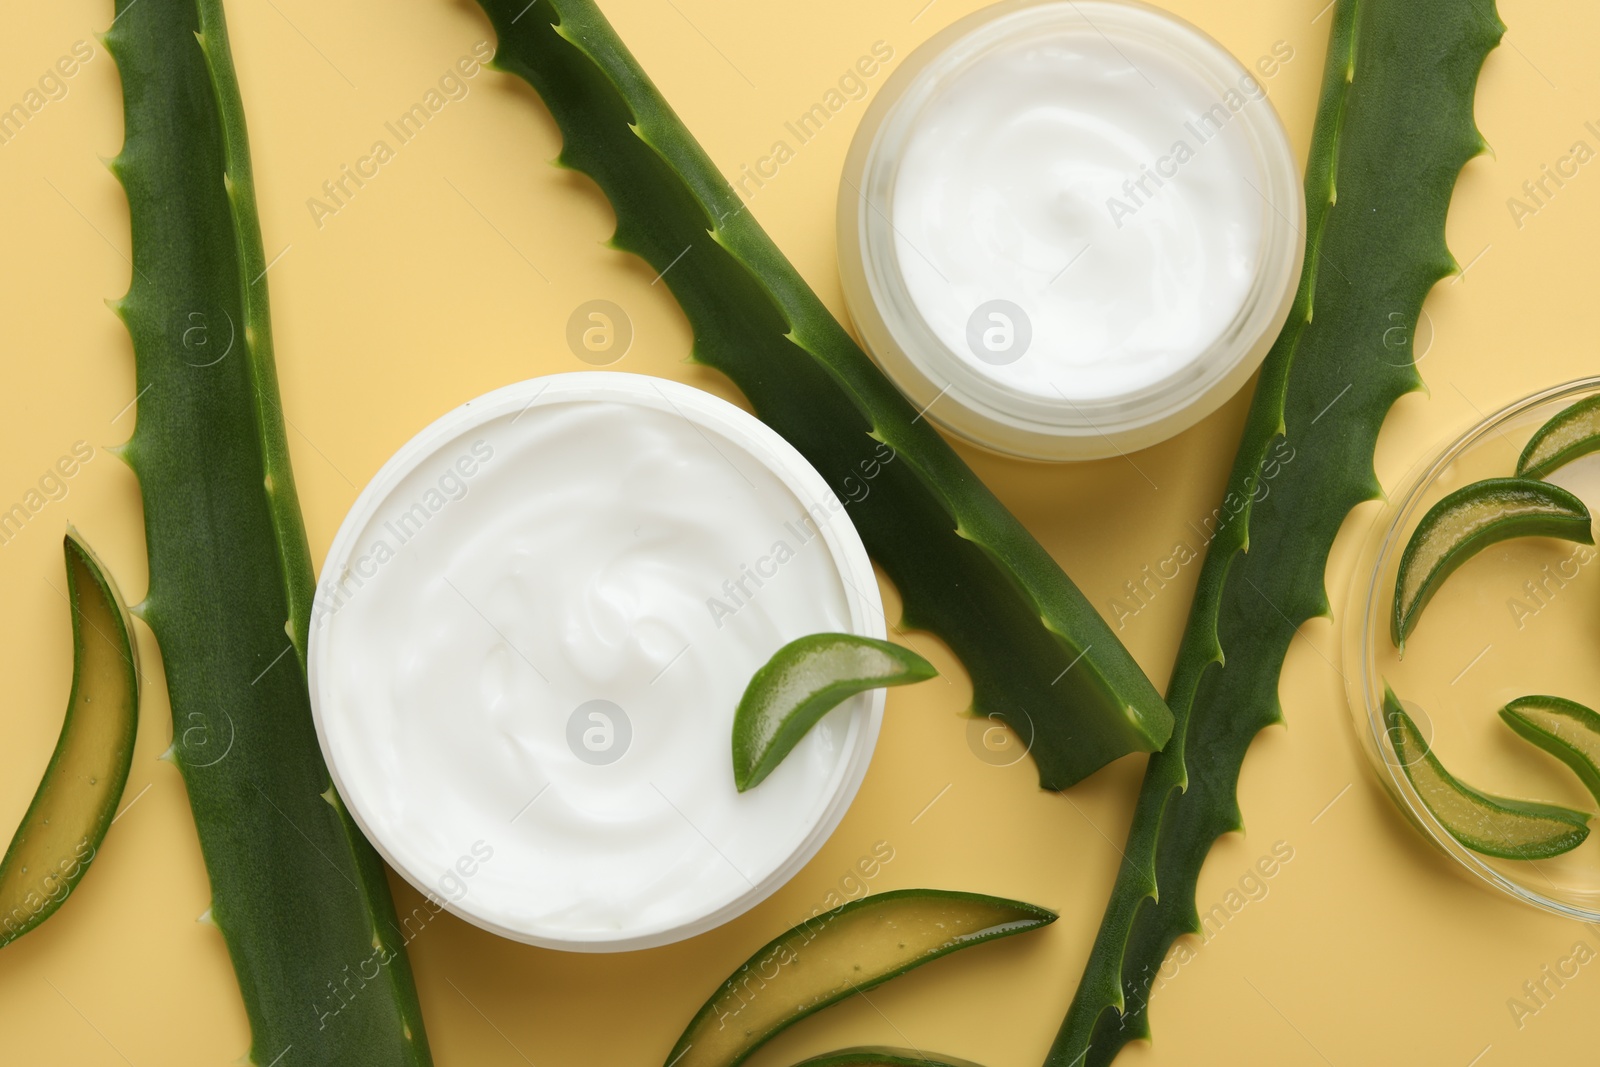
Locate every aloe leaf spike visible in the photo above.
<box><xmin>104</xmin><ymin>0</ymin><xmax>432</xmax><ymax>1061</ymax></box>
<box><xmin>193</xmin><ymin>0</ymin><xmax>316</xmax><ymax>671</ymax></box>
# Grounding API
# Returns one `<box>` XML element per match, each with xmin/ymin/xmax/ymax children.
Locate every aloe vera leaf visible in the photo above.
<box><xmin>1518</xmin><ymin>394</ymin><xmax>1600</xmax><ymax>479</ymax></box>
<box><xmin>1389</xmin><ymin>692</ymin><xmax>1589</xmax><ymax>859</ymax></box>
<box><xmin>1049</xmin><ymin>0</ymin><xmax>1503</xmax><ymax>1062</ymax></box>
<box><xmin>1501</xmin><ymin>695</ymin><xmax>1600</xmax><ymax>804</ymax></box>
<box><xmin>0</xmin><ymin>530</ymin><xmax>138</xmax><ymax>947</ymax></box>
<box><xmin>1391</xmin><ymin>478</ymin><xmax>1592</xmax><ymax>648</ymax></box>
<box><xmin>665</xmin><ymin>889</ymin><xmax>1055</xmax><ymax>1067</ymax></box>
<box><xmin>733</xmin><ymin>633</ymin><xmax>936</xmax><ymax>791</ymax></box>
<box><xmin>470</xmin><ymin>0</ymin><xmax>1171</xmax><ymax>789</ymax></box>
<box><xmin>105</xmin><ymin>0</ymin><xmax>431</xmax><ymax>1061</ymax></box>
<box><xmin>193</xmin><ymin>0</ymin><xmax>317</xmax><ymax>672</ymax></box>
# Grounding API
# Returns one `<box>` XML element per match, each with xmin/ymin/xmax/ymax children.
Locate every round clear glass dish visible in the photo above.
<box><xmin>1344</xmin><ymin>377</ymin><xmax>1600</xmax><ymax>920</ymax></box>
<box><xmin>837</xmin><ymin>0</ymin><xmax>1305</xmax><ymax>461</ymax></box>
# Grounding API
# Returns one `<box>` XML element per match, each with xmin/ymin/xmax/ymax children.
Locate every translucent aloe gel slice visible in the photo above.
<box><xmin>1501</xmin><ymin>695</ymin><xmax>1600</xmax><ymax>804</ymax></box>
<box><xmin>1391</xmin><ymin>477</ymin><xmax>1592</xmax><ymax>649</ymax></box>
<box><xmin>665</xmin><ymin>889</ymin><xmax>1054</xmax><ymax>1067</ymax></box>
<box><xmin>732</xmin><ymin>633</ymin><xmax>935</xmax><ymax>791</ymax></box>
<box><xmin>1387</xmin><ymin>689</ymin><xmax>1589</xmax><ymax>860</ymax></box>
<box><xmin>0</xmin><ymin>531</ymin><xmax>138</xmax><ymax>947</ymax></box>
<box><xmin>1518</xmin><ymin>395</ymin><xmax>1600</xmax><ymax>480</ymax></box>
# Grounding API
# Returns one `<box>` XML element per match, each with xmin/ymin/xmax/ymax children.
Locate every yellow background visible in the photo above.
<box><xmin>0</xmin><ymin>0</ymin><xmax>1594</xmax><ymax>1062</ymax></box>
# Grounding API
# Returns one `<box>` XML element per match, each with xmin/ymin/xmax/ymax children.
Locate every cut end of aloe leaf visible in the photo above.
<box><xmin>666</xmin><ymin>888</ymin><xmax>1052</xmax><ymax>1067</ymax></box>
<box><xmin>0</xmin><ymin>531</ymin><xmax>139</xmax><ymax>948</ymax></box>
<box><xmin>1386</xmin><ymin>688</ymin><xmax>1589</xmax><ymax>860</ymax></box>
<box><xmin>1518</xmin><ymin>395</ymin><xmax>1600</xmax><ymax>480</ymax></box>
<box><xmin>1391</xmin><ymin>477</ymin><xmax>1592</xmax><ymax>649</ymax></box>
<box><xmin>732</xmin><ymin>633</ymin><xmax>935</xmax><ymax>792</ymax></box>
<box><xmin>789</xmin><ymin>1049</ymin><xmax>987</xmax><ymax>1067</ymax></box>
<box><xmin>1500</xmin><ymin>695</ymin><xmax>1600</xmax><ymax>805</ymax></box>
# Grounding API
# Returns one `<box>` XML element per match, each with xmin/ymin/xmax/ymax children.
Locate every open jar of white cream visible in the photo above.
<box><xmin>839</xmin><ymin>0</ymin><xmax>1305</xmax><ymax>460</ymax></box>
<box><xmin>308</xmin><ymin>374</ymin><xmax>885</xmax><ymax>951</ymax></box>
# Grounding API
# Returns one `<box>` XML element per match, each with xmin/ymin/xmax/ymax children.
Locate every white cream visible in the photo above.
<box><xmin>892</xmin><ymin>23</ymin><xmax>1266</xmax><ymax>401</ymax></box>
<box><xmin>839</xmin><ymin>0</ymin><xmax>1304</xmax><ymax>460</ymax></box>
<box><xmin>308</xmin><ymin>374</ymin><xmax>884</xmax><ymax>951</ymax></box>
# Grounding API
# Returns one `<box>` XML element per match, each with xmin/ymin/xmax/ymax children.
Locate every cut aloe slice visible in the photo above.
<box><xmin>0</xmin><ymin>531</ymin><xmax>139</xmax><ymax>946</ymax></box>
<box><xmin>1386</xmin><ymin>689</ymin><xmax>1589</xmax><ymax>860</ymax></box>
<box><xmin>1518</xmin><ymin>395</ymin><xmax>1600</xmax><ymax>480</ymax></box>
<box><xmin>732</xmin><ymin>633</ymin><xmax>935</xmax><ymax>791</ymax></box>
<box><xmin>1501</xmin><ymin>695</ymin><xmax>1600</xmax><ymax>805</ymax></box>
<box><xmin>1391</xmin><ymin>477</ymin><xmax>1592</xmax><ymax>649</ymax></box>
<box><xmin>664</xmin><ymin>888</ymin><xmax>1054</xmax><ymax>1067</ymax></box>
<box><xmin>789</xmin><ymin>1050</ymin><xmax>985</xmax><ymax>1067</ymax></box>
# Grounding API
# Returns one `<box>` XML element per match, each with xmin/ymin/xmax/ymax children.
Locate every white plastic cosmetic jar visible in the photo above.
<box><xmin>839</xmin><ymin>0</ymin><xmax>1305</xmax><ymax>460</ymax></box>
<box><xmin>308</xmin><ymin>373</ymin><xmax>885</xmax><ymax>951</ymax></box>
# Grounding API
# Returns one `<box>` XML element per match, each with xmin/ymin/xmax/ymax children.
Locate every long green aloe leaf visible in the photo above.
<box><xmin>105</xmin><ymin>0</ymin><xmax>431</xmax><ymax>1061</ymax></box>
<box><xmin>1048</xmin><ymin>0</ymin><xmax>1503</xmax><ymax>1062</ymax></box>
<box><xmin>470</xmin><ymin>0</ymin><xmax>1171</xmax><ymax>788</ymax></box>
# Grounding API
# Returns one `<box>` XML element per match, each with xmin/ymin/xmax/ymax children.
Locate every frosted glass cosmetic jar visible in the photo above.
<box><xmin>838</xmin><ymin>0</ymin><xmax>1305</xmax><ymax>460</ymax></box>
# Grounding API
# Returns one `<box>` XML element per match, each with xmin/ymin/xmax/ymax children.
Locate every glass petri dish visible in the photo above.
<box><xmin>1345</xmin><ymin>377</ymin><xmax>1600</xmax><ymax>920</ymax></box>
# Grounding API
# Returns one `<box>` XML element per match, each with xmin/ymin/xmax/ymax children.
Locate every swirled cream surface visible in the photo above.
<box><xmin>891</xmin><ymin>11</ymin><xmax>1268</xmax><ymax>402</ymax></box>
<box><xmin>309</xmin><ymin>375</ymin><xmax>882</xmax><ymax>951</ymax></box>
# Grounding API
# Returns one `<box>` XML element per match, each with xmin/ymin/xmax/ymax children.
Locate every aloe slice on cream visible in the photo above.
<box><xmin>733</xmin><ymin>633</ymin><xmax>935</xmax><ymax>791</ymax></box>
